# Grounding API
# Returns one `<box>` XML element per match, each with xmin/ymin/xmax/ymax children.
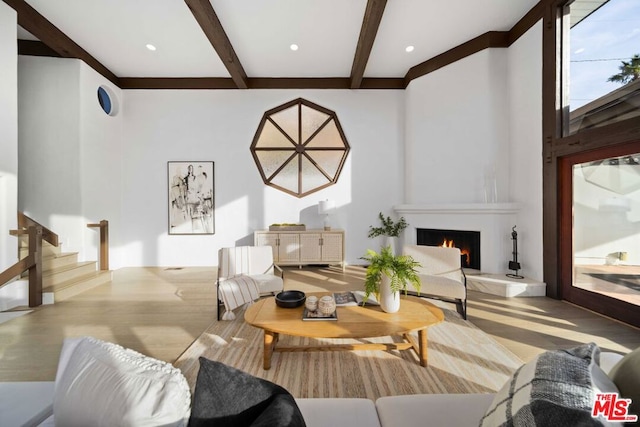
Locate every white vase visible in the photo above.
<box><xmin>383</xmin><ymin>235</ymin><xmax>396</xmax><ymax>255</ymax></box>
<box><xmin>379</xmin><ymin>275</ymin><xmax>400</xmax><ymax>313</ymax></box>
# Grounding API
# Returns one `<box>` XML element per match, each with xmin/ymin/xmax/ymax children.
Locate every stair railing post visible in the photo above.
<box><xmin>100</xmin><ymin>220</ymin><xmax>109</xmax><ymax>271</ymax></box>
<box><xmin>88</xmin><ymin>220</ymin><xmax>109</xmax><ymax>271</ymax></box>
<box><xmin>28</xmin><ymin>225</ymin><xmax>43</xmax><ymax>307</ymax></box>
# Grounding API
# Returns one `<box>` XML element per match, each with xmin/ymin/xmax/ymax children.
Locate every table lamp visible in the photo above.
<box><xmin>318</xmin><ymin>200</ymin><xmax>336</xmax><ymax>230</ymax></box>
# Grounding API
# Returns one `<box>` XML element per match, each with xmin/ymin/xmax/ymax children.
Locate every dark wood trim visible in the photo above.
<box><xmin>184</xmin><ymin>0</ymin><xmax>248</xmax><ymax>89</ymax></box>
<box><xmin>358</xmin><ymin>78</ymin><xmax>405</xmax><ymax>89</ymax></box>
<box><xmin>559</xmin><ymin>144</ymin><xmax>640</xmax><ymax>328</ymax></box>
<box><xmin>120</xmin><ymin>77</ymin><xmax>404</xmax><ymax>91</ymax></box>
<box><xmin>249</xmin><ymin>78</ymin><xmax>404</xmax><ymax>90</ymax></box>
<box><xmin>507</xmin><ymin>0</ymin><xmax>546</xmax><ymax>45</ymax></box>
<box><xmin>542</xmin><ymin>0</ymin><xmax>562</xmax><ymax>299</ymax></box>
<box><xmin>350</xmin><ymin>0</ymin><xmax>387</xmax><ymax>89</ymax></box>
<box><xmin>3</xmin><ymin>0</ymin><xmax>120</xmax><ymax>86</ymax></box>
<box><xmin>551</xmin><ymin>117</ymin><xmax>640</xmax><ymax>158</ymax></box>
<box><xmin>17</xmin><ymin>40</ymin><xmax>61</xmax><ymax>57</ymax></box>
<box><xmin>404</xmin><ymin>31</ymin><xmax>509</xmax><ymax>86</ymax></box>
<box><xmin>249</xmin><ymin>78</ymin><xmax>351</xmax><ymax>89</ymax></box>
<box><xmin>119</xmin><ymin>78</ymin><xmax>237</xmax><ymax>90</ymax></box>
<box><xmin>543</xmin><ymin>0</ymin><xmax>640</xmax><ymax>327</ymax></box>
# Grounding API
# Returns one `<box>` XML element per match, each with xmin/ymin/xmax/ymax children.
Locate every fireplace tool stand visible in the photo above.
<box><xmin>507</xmin><ymin>225</ymin><xmax>524</xmax><ymax>279</ymax></box>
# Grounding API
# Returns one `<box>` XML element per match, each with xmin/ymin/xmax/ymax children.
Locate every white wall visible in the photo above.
<box><xmin>14</xmin><ymin>28</ymin><xmax>546</xmax><ymax>275</ymax></box>
<box><xmin>403</xmin><ymin>28</ymin><xmax>544</xmax><ymax>281</ymax></box>
<box><xmin>0</xmin><ymin>3</ymin><xmax>18</xmax><ymax>272</ymax></box>
<box><xmin>78</xmin><ymin>65</ymin><xmax>124</xmax><ymax>267</ymax></box>
<box><xmin>404</xmin><ymin>49</ymin><xmax>510</xmax><ymax>204</ymax></box>
<box><xmin>508</xmin><ymin>22</ymin><xmax>544</xmax><ymax>281</ymax></box>
<box><xmin>18</xmin><ymin>57</ymin><xmax>123</xmax><ymax>265</ymax></box>
<box><xmin>122</xmin><ymin>90</ymin><xmax>404</xmax><ymax>266</ymax></box>
<box><xmin>19</xmin><ymin>57</ymin><xmax>82</xmax><ymax>252</ymax></box>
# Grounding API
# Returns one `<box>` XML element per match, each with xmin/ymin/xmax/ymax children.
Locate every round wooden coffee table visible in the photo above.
<box><xmin>244</xmin><ymin>293</ymin><xmax>444</xmax><ymax>370</ymax></box>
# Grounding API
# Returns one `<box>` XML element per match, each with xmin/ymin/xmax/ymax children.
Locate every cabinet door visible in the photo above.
<box><xmin>300</xmin><ymin>233</ymin><xmax>322</xmax><ymax>262</ymax></box>
<box><xmin>255</xmin><ymin>233</ymin><xmax>278</xmax><ymax>261</ymax></box>
<box><xmin>278</xmin><ymin>234</ymin><xmax>300</xmax><ymax>263</ymax></box>
<box><xmin>321</xmin><ymin>233</ymin><xmax>343</xmax><ymax>262</ymax></box>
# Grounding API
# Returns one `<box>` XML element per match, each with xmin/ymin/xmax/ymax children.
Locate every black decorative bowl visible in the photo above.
<box><xmin>275</xmin><ymin>290</ymin><xmax>306</xmax><ymax>308</ymax></box>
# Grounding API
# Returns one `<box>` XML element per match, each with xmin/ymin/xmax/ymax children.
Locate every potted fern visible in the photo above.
<box><xmin>360</xmin><ymin>245</ymin><xmax>421</xmax><ymax>313</ymax></box>
<box><xmin>368</xmin><ymin>212</ymin><xmax>408</xmax><ymax>254</ymax></box>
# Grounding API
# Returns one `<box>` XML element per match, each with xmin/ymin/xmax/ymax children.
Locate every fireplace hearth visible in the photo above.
<box><xmin>417</xmin><ymin>228</ymin><xmax>480</xmax><ymax>270</ymax></box>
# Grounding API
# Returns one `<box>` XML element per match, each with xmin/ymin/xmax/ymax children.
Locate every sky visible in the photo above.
<box><xmin>570</xmin><ymin>0</ymin><xmax>640</xmax><ymax>110</ymax></box>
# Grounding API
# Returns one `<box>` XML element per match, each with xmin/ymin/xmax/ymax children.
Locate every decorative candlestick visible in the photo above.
<box><xmin>507</xmin><ymin>225</ymin><xmax>524</xmax><ymax>279</ymax></box>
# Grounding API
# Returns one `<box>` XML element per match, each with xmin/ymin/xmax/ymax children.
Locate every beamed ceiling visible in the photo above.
<box><xmin>5</xmin><ymin>0</ymin><xmax>545</xmax><ymax>90</ymax></box>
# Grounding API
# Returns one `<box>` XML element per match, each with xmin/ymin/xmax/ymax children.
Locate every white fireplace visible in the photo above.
<box><xmin>394</xmin><ymin>203</ymin><xmax>520</xmax><ymax>274</ymax></box>
<box><xmin>394</xmin><ymin>203</ymin><xmax>546</xmax><ymax>297</ymax></box>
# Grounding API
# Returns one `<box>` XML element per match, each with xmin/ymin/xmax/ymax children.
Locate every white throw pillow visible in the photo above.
<box><xmin>53</xmin><ymin>337</ymin><xmax>191</xmax><ymax>427</ymax></box>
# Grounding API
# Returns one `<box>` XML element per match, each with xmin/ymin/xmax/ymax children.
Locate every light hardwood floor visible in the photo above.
<box><xmin>0</xmin><ymin>266</ymin><xmax>638</xmax><ymax>382</ymax></box>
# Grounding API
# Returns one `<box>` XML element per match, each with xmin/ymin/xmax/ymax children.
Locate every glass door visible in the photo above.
<box><xmin>561</xmin><ymin>144</ymin><xmax>640</xmax><ymax>326</ymax></box>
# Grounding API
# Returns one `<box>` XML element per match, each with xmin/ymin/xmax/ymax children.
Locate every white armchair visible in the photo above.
<box><xmin>216</xmin><ymin>246</ymin><xmax>284</xmax><ymax>320</ymax></box>
<box><xmin>402</xmin><ymin>245</ymin><xmax>467</xmax><ymax>319</ymax></box>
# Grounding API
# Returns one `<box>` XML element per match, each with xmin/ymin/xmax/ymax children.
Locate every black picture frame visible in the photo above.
<box><xmin>168</xmin><ymin>161</ymin><xmax>215</xmax><ymax>235</ymax></box>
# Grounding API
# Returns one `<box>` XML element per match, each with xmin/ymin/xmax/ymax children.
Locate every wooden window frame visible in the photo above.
<box><xmin>250</xmin><ymin>98</ymin><xmax>350</xmax><ymax>198</ymax></box>
<box><xmin>542</xmin><ymin>0</ymin><xmax>640</xmax><ymax>326</ymax></box>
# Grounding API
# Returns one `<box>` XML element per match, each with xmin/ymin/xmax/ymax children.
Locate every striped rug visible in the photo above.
<box><xmin>174</xmin><ymin>303</ymin><xmax>522</xmax><ymax>400</ymax></box>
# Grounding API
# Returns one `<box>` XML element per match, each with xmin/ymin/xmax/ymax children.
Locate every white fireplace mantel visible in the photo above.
<box><xmin>394</xmin><ymin>203</ymin><xmax>521</xmax><ymax>275</ymax></box>
<box><xmin>394</xmin><ymin>203</ymin><xmax>520</xmax><ymax>215</ymax></box>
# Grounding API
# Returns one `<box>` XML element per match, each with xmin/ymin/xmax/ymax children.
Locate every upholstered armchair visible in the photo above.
<box><xmin>402</xmin><ymin>245</ymin><xmax>467</xmax><ymax>319</ymax></box>
<box><xmin>216</xmin><ymin>246</ymin><xmax>284</xmax><ymax>320</ymax></box>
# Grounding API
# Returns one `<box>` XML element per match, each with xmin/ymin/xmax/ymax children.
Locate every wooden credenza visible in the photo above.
<box><xmin>254</xmin><ymin>230</ymin><xmax>345</xmax><ymax>270</ymax></box>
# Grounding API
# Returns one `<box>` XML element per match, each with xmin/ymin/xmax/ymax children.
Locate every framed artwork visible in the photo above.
<box><xmin>168</xmin><ymin>161</ymin><xmax>215</xmax><ymax>235</ymax></box>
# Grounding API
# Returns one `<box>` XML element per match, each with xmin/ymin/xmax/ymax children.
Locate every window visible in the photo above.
<box><xmin>97</xmin><ymin>85</ymin><xmax>118</xmax><ymax>116</ymax></box>
<box><xmin>563</xmin><ymin>0</ymin><xmax>640</xmax><ymax>135</ymax></box>
<box><xmin>545</xmin><ymin>0</ymin><xmax>640</xmax><ymax>327</ymax></box>
<box><xmin>250</xmin><ymin>98</ymin><xmax>350</xmax><ymax>197</ymax></box>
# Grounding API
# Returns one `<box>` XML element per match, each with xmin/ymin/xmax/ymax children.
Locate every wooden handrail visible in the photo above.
<box><xmin>0</xmin><ymin>226</ymin><xmax>43</xmax><ymax>307</ymax></box>
<box><xmin>87</xmin><ymin>220</ymin><xmax>109</xmax><ymax>270</ymax></box>
<box><xmin>18</xmin><ymin>212</ymin><xmax>59</xmax><ymax>247</ymax></box>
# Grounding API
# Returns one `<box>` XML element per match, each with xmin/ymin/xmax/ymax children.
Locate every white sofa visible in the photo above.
<box><xmin>0</xmin><ymin>345</ymin><xmax>627</xmax><ymax>427</ymax></box>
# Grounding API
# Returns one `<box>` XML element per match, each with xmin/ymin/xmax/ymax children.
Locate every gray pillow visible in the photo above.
<box><xmin>188</xmin><ymin>357</ymin><xmax>306</xmax><ymax>427</ymax></box>
<box><xmin>608</xmin><ymin>346</ymin><xmax>640</xmax><ymax>419</ymax></box>
<box><xmin>480</xmin><ymin>343</ymin><xmax>620</xmax><ymax>426</ymax></box>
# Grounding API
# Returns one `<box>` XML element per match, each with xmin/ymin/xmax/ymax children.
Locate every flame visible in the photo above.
<box><xmin>441</xmin><ymin>239</ymin><xmax>454</xmax><ymax>247</ymax></box>
<box><xmin>441</xmin><ymin>239</ymin><xmax>471</xmax><ymax>267</ymax></box>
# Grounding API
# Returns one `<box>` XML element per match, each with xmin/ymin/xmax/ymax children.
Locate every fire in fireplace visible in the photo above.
<box><xmin>416</xmin><ymin>228</ymin><xmax>481</xmax><ymax>270</ymax></box>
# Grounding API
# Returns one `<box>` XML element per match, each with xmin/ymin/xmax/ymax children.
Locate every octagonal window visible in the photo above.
<box><xmin>251</xmin><ymin>98</ymin><xmax>350</xmax><ymax>198</ymax></box>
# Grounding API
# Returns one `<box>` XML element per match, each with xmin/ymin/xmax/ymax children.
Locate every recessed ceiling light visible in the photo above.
<box><xmin>290</xmin><ymin>44</ymin><xmax>299</xmax><ymax>51</ymax></box>
<box><xmin>405</xmin><ymin>45</ymin><xmax>415</xmax><ymax>53</ymax></box>
<box><xmin>146</xmin><ymin>44</ymin><xmax>157</xmax><ymax>51</ymax></box>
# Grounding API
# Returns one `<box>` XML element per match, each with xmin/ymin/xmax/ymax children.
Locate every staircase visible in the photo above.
<box><xmin>20</xmin><ymin>239</ymin><xmax>112</xmax><ymax>303</ymax></box>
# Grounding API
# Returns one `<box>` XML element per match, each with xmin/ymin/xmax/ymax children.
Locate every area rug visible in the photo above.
<box><xmin>174</xmin><ymin>303</ymin><xmax>522</xmax><ymax>400</ymax></box>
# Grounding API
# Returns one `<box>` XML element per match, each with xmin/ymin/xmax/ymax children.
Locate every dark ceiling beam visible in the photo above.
<box><xmin>508</xmin><ymin>0</ymin><xmax>545</xmax><ymax>45</ymax></box>
<box><xmin>18</xmin><ymin>40</ymin><xmax>61</xmax><ymax>57</ymax></box>
<box><xmin>404</xmin><ymin>31</ymin><xmax>510</xmax><ymax>86</ymax></box>
<box><xmin>350</xmin><ymin>0</ymin><xmax>387</xmax><ymax>89</ymax></box>
<box><xmin>120</xmin><ymin>78</ymin><xmax>237</xmax><ymax>90</ymax></box>
<box><xmin>4</xmin><ymin>0</ymin><xmax>120</xmax><ymax>86</ymax></box>
<box><xmin>184</xmin><ymin>0</ymin><xmax>248</xmax><ymax>89</ymax></box>
<box><xmin>119</xmin><ymin>77</ymin><xmax>405</xmax><ymax>90</ymax></box>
